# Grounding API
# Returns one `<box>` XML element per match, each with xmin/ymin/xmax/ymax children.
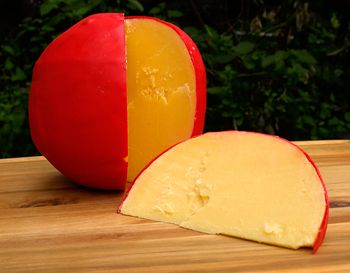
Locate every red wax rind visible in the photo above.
<box><xmin>295</xmin><ymin>145</ymin><xmax>329</xmax><ymax>253</ymax></box>
<box><xmin>30</xmin><ymin>13</ymin><xmax>128</xmax><ymax>189</ymax></box>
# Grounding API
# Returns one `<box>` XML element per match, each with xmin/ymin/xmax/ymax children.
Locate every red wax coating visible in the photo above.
<box><xmin>30</xmin><ymin>13</ymin><xmax>128</xmax><ymax>189</ymax></box>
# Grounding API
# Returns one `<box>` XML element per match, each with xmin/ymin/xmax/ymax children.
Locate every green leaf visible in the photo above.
<box><xmin>320</xmin><ymin>103</ymin><xmax>331</xmax><ymax>119</ymax></box>
<box><xmin>331</xmin><ymin>13</ymin><xmax>340</xmax><ymax>29</ymax></box>
<box><xmin>328</xmin><ymin>117</ymin><xmax>341</xmax><ymax>126</ymax></box>
<box><xmin>88</xmin><ymin>0</ymin><xmax>103</xmax><ymax>8</ymax></box>
<box><xmin>262</xmin><ymin>51</ymin><xmax>287</xmax><ymax>69</ymax></box>
<box><xmin>299</xmin><ymin>90</ymin><xmax>311</xmax><ymax>101</ymax></box>
<box><xmin>149</xmin><ymin>7</ymin><xmax>160</xmax><ymax>14</ymax></box>
<box><xmin>261</xmin><ymin>55</ymin><xmax>275</xmax><ymax>67</ymax></box>
<box><xmin>292</xmin><ymin>50</ymin><xmax>317</xmax><ymax>65</ymax></box>
<box><xmin>286</xmin><ymin>62</ymin><xmax>307</xmax><ymax>82</ymax></box>
<box><xmin>274</xmin><ymin>50</ymin><xmax>287</xmax><ymax>63</ymax></box>
<box><xmin>127</xmin><ymin>0</ymin><xmax>144</xmax><ymax>12</ymax></box>
<box><xmin>334</xmin><ymin>69</ymin><xmax>344</xmax><ymax>77</ymax></box>
<box><xmin>233</xmin><ymin>41</ymin><xmax>255</xmax><ymax>55</ymax></box>
<box><xmin>1</xmin><ymin>45</ymin><xmax>15</xmax><ymax>56</ymax></box>
<box><xmin>345</xmin><ymin>112</ymin><xmax>350</xmax><ymax>122</ymax></box>
<box><xmin>41</xmin><ymin>25</ymin><xmax>55</xmax><ymax>32</ymax></box>
<box><xmin>40</xmin><ymin>1</ymin><xmax>58</xmax><ymax>16</ymax></box>
<box><xmin>213</xmin><ymin>54</ymin><xmax>237</xmax><ymax>65</ymax></box>
<box><xmin>11</xmin><ymin>68</ymin><xmax>26</xmax><ymax>81</ymax></box>
<box><xmin>242</xmin><ymin>57</ymin><xmax>256</xmax><ymax>69</ymax></box>
<box><xmin>5</xmin><ymin>59</ymin><xmax>14</xmax><ymax>70</ymax></box>
<box><xmin>149</xmin><ymin>2</ymin><xmax>166</xmax><ymax>15</ymax></box>
<box><xmin>303</xmin><ymin>115</ymin><xmax>315</xmax><ymax>126</ymax></box>
<box><xmin>11</xmin><ymin>109</ymin><xmax>26</xmax><ymax>133</ymax></box>
<box><xmin>183</xmin><ymin>26</ymin><xmax>200</xmax><ymax>37</ymax></box>
<box><xmin>167</xmin><ymin>10</ymin><xmax>183</xmax><ymax>18</ymax></box>
<box><xmin>205</xmin><ymin>25</ymin><xmax>219</xmax><ymax>39</ymax></box>
<box><xmin>207</xmin><ymin>87</ymin><xmax>225</xmax><ymax>95</ymax></box>
<box><xmin>330</xmin><ymin>93</ymin><xmax>335</xmax><ymax>102</ymax></box>
<box><xmin>75</xmin><ymin>6</ymin><xmax>90</xmax><ymax>17</ymax></box>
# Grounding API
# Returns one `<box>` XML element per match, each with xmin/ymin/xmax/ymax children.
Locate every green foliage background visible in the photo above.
<box><xmin>0</xmin><ymin>0</ymin><xmax>349</xmax><ymax>158</ymax></box>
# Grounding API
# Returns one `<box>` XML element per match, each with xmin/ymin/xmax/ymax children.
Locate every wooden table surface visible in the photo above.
<box><xmin>0</xmin><ymin>140</ymin><xmax>350</xmax><ymax>273</ymax></box>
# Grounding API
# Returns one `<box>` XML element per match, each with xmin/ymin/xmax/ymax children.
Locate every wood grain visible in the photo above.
<box><xmin>0</xmin><ymin>140</ymin><xmax>349</xmax><ymax>273</ymax></box>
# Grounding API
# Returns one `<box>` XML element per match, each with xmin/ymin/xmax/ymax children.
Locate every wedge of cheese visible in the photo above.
<box><xmin>119</xmin><ymin>131</ymin><xmax>328</xmax><ymax>252</ymax></box>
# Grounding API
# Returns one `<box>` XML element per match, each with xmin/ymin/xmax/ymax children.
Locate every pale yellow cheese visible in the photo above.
<box><xmin>125</xmin><ymin>19</ymin><xmax>196</xmax><ymax>181</ymax></box>
<box><xmin>120</xmin><ymin>132</ymin><xmax>326</xmax><ymax>249</ymax></box>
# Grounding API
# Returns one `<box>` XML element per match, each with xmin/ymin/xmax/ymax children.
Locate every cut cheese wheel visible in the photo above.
<box><xmin>119</xmin><ymin>131</ymin><xmax>329</xmax><ymax>252</ymax></box>
<box><xmin>29</xmin><ymin>14</ymin><xmax>206</xmax><ymax>189</ymax></box>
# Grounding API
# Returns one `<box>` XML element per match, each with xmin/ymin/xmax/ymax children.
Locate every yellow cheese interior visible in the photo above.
<box><xmin>125</xmin><ymin>19</ymin><xmax>196</xmax><ymax>181</ymax></box>
<box><xmin>120</xmin><ymin>132</ymin><xmax>326</xmax><ymax>249</ymax></box>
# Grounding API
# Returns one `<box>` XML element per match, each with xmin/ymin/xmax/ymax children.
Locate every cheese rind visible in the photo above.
<box><xmin>120</xmin><ymin>131</ymin><xmax>328</xmax><ymax>250</ymax></box>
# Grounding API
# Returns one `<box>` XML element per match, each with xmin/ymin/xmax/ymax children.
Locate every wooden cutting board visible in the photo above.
<box><xmin>0</xmin><ymin>140</ymin><xmax>349</xmax><ymax>273</ymax></box>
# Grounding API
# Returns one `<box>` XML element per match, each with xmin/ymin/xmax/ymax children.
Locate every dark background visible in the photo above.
<box><xmin>0</xmin><ymin>0</ymin><xmax>349</xmax><ymax>158</ymax></box>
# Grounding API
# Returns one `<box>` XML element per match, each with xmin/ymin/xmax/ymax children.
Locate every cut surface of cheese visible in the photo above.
<box><xmin>125</xmin><ymin>18</ymin><xmax>196</xmax><ymax>181</ymax></box>
<box><xmin>119</xmin><ymin>131</ymin><xmax>328</xmax><ymax>251</ymax></box>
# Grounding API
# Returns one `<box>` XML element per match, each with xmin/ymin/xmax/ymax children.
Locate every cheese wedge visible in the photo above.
<box><xmin>119</xmin><ymin>131</ymin><xmax>328</xmax><ymax>251</ymax></box>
